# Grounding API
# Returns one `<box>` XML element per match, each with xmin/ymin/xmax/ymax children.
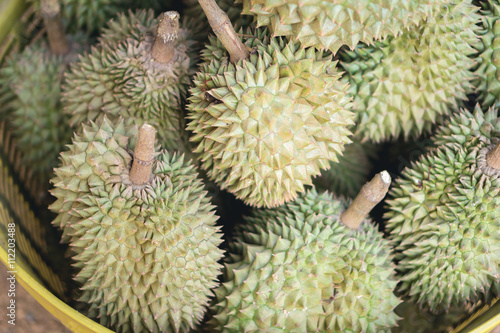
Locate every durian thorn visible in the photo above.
<box><xmin>197</xmin><ymin>0</ymin><xmax>249</xmax><ymax>63</ymax></box>
<box><xmin>152</xmin><ymin>11</ymin><xmax>179</xmax><ymax>63</ymax></box>
<box><xmin>340</xmin><ymin>170</ymin><xmax>391</xmax><ymax>230</ymax></box>
<box><xmin>40</xmin><ymin>0</ymin><xmax>69</xmax><ymax>55</ymax></box>
<box><xmin>486</xmin><ymin>141</ymin><xmax>500</xmax><ymax>170</ymax></box>
<box><xmin>130</xmin><ymin>124</ymin><xmax>156</xmax><ymax>186</ymax></box>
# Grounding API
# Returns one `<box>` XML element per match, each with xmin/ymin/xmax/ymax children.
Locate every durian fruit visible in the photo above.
<box><xmin>239</xmin><ymin>0</ymin><xmax>452</xmax><ymax>54</ymax></box>
<box><xmin>211</xmin><ymin>172</ymin><xmax>401</xmax><ymax>332</ymax></box>
<box><xmin>62</xmin><ymin>10</ymin><xmax>198</xmax><ymax>150</ymax></box>
<box><xmin>341</xmin><ymin>0</ymin><xmax>479</xmax><ymax>142</ymax></box>
<box><xmin>0</xmin><ymin>0</ymin><xmax>83</xmax><ymax>182</ymax></box>
<box><xmin>385</xmin><ymin>105</ymin><xmax>500</xmax><ymax>313</ymax></box>
<box><xmin>50</xmin><ymin>118</ymin><xmax>224</xmax><ymax>332</ymax></box>
<box><xmin>313</xmin><ymin>140</ymin><xmax>376</xmax><ymax>198</ymax></box>
<box><xmin>56</xmin><ymin>0</ymin><xmax>171</xmax><ymax>35</ymax></box>
<box><xmin>474</xmin><ymin>0</ymin><xmax>500</xmax><ymax>109</ymax></box>
<box><xmin>188</xmin><ymin>0</ymin><xmax>354</xmax><ymax>208</ymax></box>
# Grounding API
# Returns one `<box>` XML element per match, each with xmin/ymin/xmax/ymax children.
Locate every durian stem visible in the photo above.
<box><xmin>152</xmin><ymin>11</ymin><xmax>179</xmax><ymax>63</ymax></box>
<box><xmin>340</xmin><ymin>171</ymin><xmax>391</xmax><ymax>230</ymax></box>
<box><xmin>197</xmin><ymin>0</ymin><xmax>249</xmax><ymax>63</ymax></box>
<box><xmin>486</xmin><ymin>141</ymin><xmax>500</xmax><ymax>170</ymax></box>
<box><xmin>41</xmin><ymin>0</ymin><xmax>69</xmax><ymax>55</ymax></box>
<box><xmin>130</xmin><ymin>124</ymin><xmax>156</xmax><ymax>186</ymax></box>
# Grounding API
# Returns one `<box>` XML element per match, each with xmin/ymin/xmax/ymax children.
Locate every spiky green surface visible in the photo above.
<box><xmin>211</xmin><ymin>190</ymin><xmax>400</xmax><ymax>332</ymax></box>
<box><xmin>313</xmin><ymin>141</ymin><xmax>375</xmax><ymax>198</ymax></box>
<box><xmin>187</xmin><ymin>29</ymin><xmax>353</xmax><ymax>208</ymax></box>
<box><xmin>474</xmin><ymin>0</ymin><xmax>500</xmax><ymax>109</ymax></box>
<box><xmin>0</xmin><ymin>42</ymin><xmax>76</xmax><ymax>179</ymax></box>
<box><xmin>341</xmin><ymin>0</ymin><xmax>479</xmax><ymax>142</ymax></box>
<box><xmin>240</xmin><ymin>0</ymin><xmax>451</xmax><ymax>53</ymax></box>
<box><xmin>385</xmin><ymin>106</ymin><xmax>500</xmax><ymax>313</ymax></box>
<box><xmin>50</xmin><ymin>117</ymin><xmax>224</xmax><ymax>333</ymax></box>
<box><xmin>58</xmin><ymin>0</ymin><xmax>171</xmax><ymax>35</ymax></box>
<box><xmin>62</xmin><ymin>10</ymin><xmax>198</xmax><ymax>150</ymax></box>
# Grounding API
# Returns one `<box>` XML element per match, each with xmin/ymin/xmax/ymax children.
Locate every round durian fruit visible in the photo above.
<box><xmin>50</xmin><ymin>118</ymin><xmax>224</xmax><ymax>333</ymax></box>
<box><xmin>62</xmin><ymin>10</ymin><xmax>198</xmax><ymax>150</ymax></box>
<box><xmin>384</xmin><ymin>105</ymin><xmax>500</xmax><ymax>313</ymax></box>
<box><xmin>341</xmin><ymin>0</ymin><xmax>479</xmax><ymax>142</ymax></box>
<box><xmin>187</xmin><ymin>28</ymin><xmax>354</xmax><ymax>208</ymax></box>
<box><xmin>239</xmin><ymin>0</ymin><xmax>452</xmax><ymax>54</ymax></box>
<box><xmin>210</xmin><ymin>189</ymin><xmax>400</xmax><ymax>332</ymax></box>
<box><xmin>313</xmin><ymin>140</ymin><xmax>376</xmax><ymax>198</ymax></box>
<box><xmin>0</xmin><ymin>0</ymin><xmax>84</xmax><ymax>182</ymax></box>
<box><xmin>474</xmin><ymin>0</ymin><xmax>500</xmax><ymax>109</ymax></box>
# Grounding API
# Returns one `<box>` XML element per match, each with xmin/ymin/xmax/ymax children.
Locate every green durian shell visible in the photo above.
<box><xmin>50</xmin><ymin>117</ymin><xmax>224</xmax><ymax>333</ymax></box>
<box><xmin>385</xmin><ymin>105</ymin><xmax>500</xmax><ymax>313</ymax></box>
<box><xmin>62</xmin><ymin>10</ymin><xmax>198</xmax><ymax>151</ymax></box>
<box><xmin>473</xmin><ymin>0</ymin><xmax>500</xmax><ymax>109</ymax></box>
<box><xmin>341</xmin><ymin>0</ymin><xmax>479</xmax><ymax>142</ymax></box>
<box><xmin>240</xmin><ymin>0</ymin><xmax>453</xmax><ymax>53</ymax></box>
<box><xmin>187</xmin><ymin>28</ymin><xmax>354</xmax><ymax>208</ymax></box>
<box><xmin>313</xmin><ymin>140</ymin><xmax>377</xmax><ymax>198</ymax></box>
<box><xmin>0</xmin><ymin>38</ymin><xmax>84</xmax><ymax>180</ymax></box>
<box><xmin>211</xmin><ymin>189</ymin><xmax>400</xmax><ymax>332</ymax></box>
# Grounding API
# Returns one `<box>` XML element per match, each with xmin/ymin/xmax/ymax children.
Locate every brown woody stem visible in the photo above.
<box><xmin>340</xmin><ymin>171</ymin><xmax>391</xmax><ymax>230</ymax></box>
<box><xmin>130</xmin><ymin>124</ymin><xmax>156</xmax><ymax>185</ymax></box>
<box><xmin>486</xmin><ymin>141</ymin><xmax>500</xmax><ymax>170</ymax></box>
<box><xmin>41</xmin><ymin>0</ymin><xmax>69</xmax><ymax>55</ymax></box>
<box><xmin>152</xmin><ymin>11</ymin><xmax>179</xmax><ymax>63</ymax></box>
<box><xmin>197</xmin><ymin>0</ymin><xmax>249</xmax><ymax>63</ymax></box>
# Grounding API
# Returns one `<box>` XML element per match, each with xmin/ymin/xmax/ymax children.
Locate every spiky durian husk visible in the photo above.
<box><xmin>384</xmin><ymin>106</ymin><xmax>500</xmax><ymax>313</ymax></box>
<box><xmin>474</xmin><ymin>0</ymin><xmax>500</xmax><ymax>109</ymax></box>
<box><xmin>0</xmin><ymin>41</ymin><xmax>78</xmax><ymax>180</ymax></box>
<box><xmin>57</xmin><ymin>0</ymin><xmax>171</xmax><ymax>35</ymax></box>
<box><xmin>187</xmin><ymin>28</ymin><xmax>353</xmax><ymax>208</ymax></box>
<box><xmin>50</xmin><ymin>117</ymin><xmax>224</xmax><ymax>333</ymax></box>
<box><xmin>62</xmin><ymin>10</ymin><xmax>198</xmax><ymax>150</ymax></box>
<box><xmin>210</xmin><ymin>189</ymin><xmax>400</xmax><ymax>332</ymax></box>
<box><xmin>239</xmin><ymin>0</ymin><xmax>452</xmax><ymax>54</ymax></box>
<box><xmin>340</xmin><ymin>0</ymin><xmax>479</xmax><ymax>142</ymax></box>
<box><xmin>313</xmin><ymin>140</ymin><xmax>376</xmax><ymax>198</ymax></box>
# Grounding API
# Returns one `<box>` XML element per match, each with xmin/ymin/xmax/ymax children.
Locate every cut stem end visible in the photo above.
<box><xmin>340</xmin><ymin>171</ymin><xmax>391</xmax><ymax>230</ymax></box>
<box><xmin>130</xmin><ymin>124</ymin><xmax>156</xmax><ymax>186</ymax></box>
<box><xmin>486</xmin><ymin>141</ymin><xmax>500</xmax><ymax>170</ymax></box>
<box><xmin>41</xmin><ymin>0</ymin><xmax>70</xmax><ymax>55</ymax></box>
<box><xmin>152</xmin><ymin>11</ymin><xmax>180</xmax><ymax>63</ymax></box>
<box><xmin>197</xmin><ymin>0</ymin><xmax>249</xmax><ymax>63</ymax></box>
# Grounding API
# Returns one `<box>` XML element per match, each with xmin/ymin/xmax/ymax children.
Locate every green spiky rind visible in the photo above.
<box><xmin>50</xmin><ymin>117</ymin><xmax>135</xmax><ymax>244</ymax></box>
<box><xmin>62</xmin><ymin>13</ymin><xmax>198</xmax><ymax>150</ymax></box>
<box><xmin>313</xmin><ymin>141</ymin><xmax>376</xmax><ymax>198</ymax></box>
<box><xmin>50</xmin><ymin>117</ymin><xmax>224</xmax><ymax>333</ymax></box>
<box><xmin>211</xmin><ymin>190</ymin><xmax>400</xmax><ymax>332</ymax></box>
<box><xmin>473</xmin><ymin>0</ymin><xmax>500</xmax><ymax>109</ymax></box>
<box><xmin>56</xmin><ymin>0</ymin><xmax>172</xmax><ymax>35</ymax></box>
<box><xmin>384</xmin><ymin>107</ymin><xmax>500</xmax><ymax>313</ymax></box>
<box><xmin>341</xmin><ymin>0</ymin><xmax>479</xmax><ymax>142</ymax></box>
<box><xmin>187</xmin><ymin>29</ymin><xmax>354</xmax><ymax>208</ymax></box>
<box><xmin>239</xmin><ymin>0</ymin><xmax>453</xmax><ymax>54</ymax></box>
<box><xmin>0</xmin><ymin>41</ymin><xmax>79</xmax><ymax>178</ymax></box>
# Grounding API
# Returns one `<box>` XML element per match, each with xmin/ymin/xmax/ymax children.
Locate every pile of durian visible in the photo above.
<box><xmin>2</xmin><ymin>0</ymin><xmax>500</xmax><ymax>332</ymax></box>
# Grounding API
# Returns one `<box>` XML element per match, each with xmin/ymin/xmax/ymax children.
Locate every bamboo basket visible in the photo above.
<box><xmin>0</xmin><ymin>0</ymin><xmax>498</xmax><ymax>331</ymax></box>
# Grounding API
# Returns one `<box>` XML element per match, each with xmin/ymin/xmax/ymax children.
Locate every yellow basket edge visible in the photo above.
<box><xmin>0</xmin><ymin>245</ymin><xmax>114</xmax><ymax>333</ymax></box>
